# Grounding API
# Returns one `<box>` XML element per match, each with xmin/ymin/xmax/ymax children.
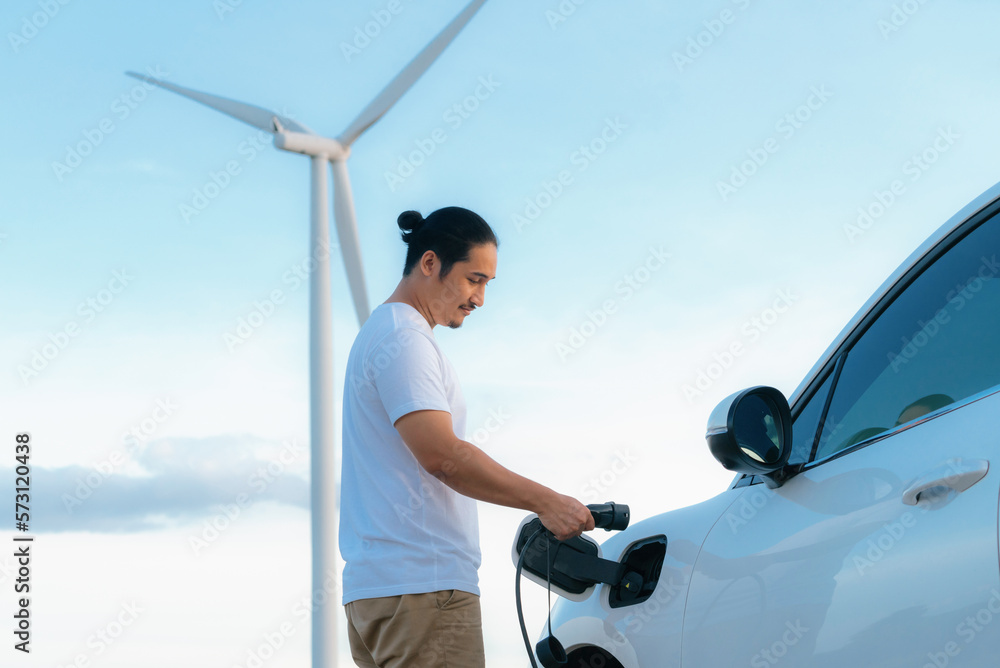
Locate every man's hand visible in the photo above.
<box><xmin>536</xmin><ymin>493</ymin><xmax>595</xmax><ymax>541</ymax></box>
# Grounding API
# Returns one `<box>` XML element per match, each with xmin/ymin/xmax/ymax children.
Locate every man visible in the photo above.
<box><xmin>340</xmin><ymin>206</ymin><xmax>594</xmax><ymax>667</ymax></box>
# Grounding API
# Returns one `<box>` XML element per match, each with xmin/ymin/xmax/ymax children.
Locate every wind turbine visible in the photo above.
<box><xmin>127</xmin><ymin>1</ymin><xmax>487</xmax><ymax>664</ymax></box>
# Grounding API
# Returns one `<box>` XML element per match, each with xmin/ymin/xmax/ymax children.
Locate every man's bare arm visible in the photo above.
<box><xmin>394</xmin><ymin>409</ymin><xmax>594</xmax><ymax>540</ymax></box>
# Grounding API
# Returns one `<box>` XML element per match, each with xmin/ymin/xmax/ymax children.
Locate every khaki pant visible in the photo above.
<box><xmin>345</xmin><ymin>590</ymin><xmax>486</xmax><ymax>668</ymax></box>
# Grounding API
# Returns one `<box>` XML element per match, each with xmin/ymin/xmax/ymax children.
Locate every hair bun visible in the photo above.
<box><xmin>397</xmin><ymin>210</ymin><xmax>425</xmax><ymax>234</ymax></box>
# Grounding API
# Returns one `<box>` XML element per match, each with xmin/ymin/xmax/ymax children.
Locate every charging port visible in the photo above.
<box><xmin>609</xmin><ymin>535</ymin><xmax>667</xmax><ymax>608</ymax></box>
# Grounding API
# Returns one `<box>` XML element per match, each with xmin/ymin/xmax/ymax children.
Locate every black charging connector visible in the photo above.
<box><xmin>588</xmin><ymin>502</ymin><xmax>630</xmax><ymax>531</ymax></box>
<box><xmin>513</xmin><ymin>502</ymin><xmax>632</xmax><ymax>668</ymax></box>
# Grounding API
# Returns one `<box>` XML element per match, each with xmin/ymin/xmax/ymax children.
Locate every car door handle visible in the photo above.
<box><xmin>902</xmin><ymin>458</ymin><xmax>989</xmax><ymax>506</ymax></box>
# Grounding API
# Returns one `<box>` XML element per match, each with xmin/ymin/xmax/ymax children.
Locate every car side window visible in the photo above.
<box><xmin>788</xmin><ymin>371</ymin><xmax>834</xmax><ymax>466</ymax></box>
<box><xmin>812</xmin><ymin>212</ymin><xmax>1000</xmax><ymax>461</ymax></box>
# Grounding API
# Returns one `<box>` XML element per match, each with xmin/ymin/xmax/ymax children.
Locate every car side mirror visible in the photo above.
<box><xmin>705</xmin><ymin>386</ymin><xmax>792</xmax><ymax>488</ymax></box>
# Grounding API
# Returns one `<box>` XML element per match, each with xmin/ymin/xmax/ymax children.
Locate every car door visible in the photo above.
<box><xmin>681</xmin><ymin>203</ymin><xmax>1000</xmax><ymax>667</ymax></box>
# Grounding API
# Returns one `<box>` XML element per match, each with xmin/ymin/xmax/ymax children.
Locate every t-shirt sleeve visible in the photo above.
<box><xmin>371</xmin><ymin>327</ymin><xmax>451</xmax><ymax>425</ymax></box>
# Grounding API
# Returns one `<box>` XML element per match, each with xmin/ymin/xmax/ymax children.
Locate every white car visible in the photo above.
<box><xmin>519</xmin><ymin>181</ymin><xmax>1000</xmax><ymax>667</ymax></box>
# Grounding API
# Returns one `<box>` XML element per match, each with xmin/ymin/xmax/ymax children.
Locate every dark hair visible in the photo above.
<box><xmin>397</xmin><ymin>206</ymin><xmax>499</xmax><ymax>278</ymax></box>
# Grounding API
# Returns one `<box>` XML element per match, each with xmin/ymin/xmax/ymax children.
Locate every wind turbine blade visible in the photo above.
<box><xmin>336</xmin><ymin>0</ymin><xmax>488</xmax><ymax>147</ymax></box>
<box><xmin>330</xmin><ymin>160</ymin><xmax>371</xmax><ymax>325</ymax></box>
<box><xmin>125</xmin><ymin>71</ymin><xmax>315</xmax><ymax>135</ymax></box>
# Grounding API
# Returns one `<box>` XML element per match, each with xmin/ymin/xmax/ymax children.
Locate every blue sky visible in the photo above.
<box><xmin>4</xmin><ymin>0</ymin><xmax>1000</xmax><ymax>665</ymax></box>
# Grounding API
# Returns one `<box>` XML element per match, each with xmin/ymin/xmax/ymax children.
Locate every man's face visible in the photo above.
<box><xmin>428</xmin><ymin>243</ymin><xmax>497</xmax><ymax>329</ymax></box>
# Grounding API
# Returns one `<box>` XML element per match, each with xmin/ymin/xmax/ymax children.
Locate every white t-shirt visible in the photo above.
<box><xmin>339</xmin><ymin>301</ymin><xmax>481</xmax><ymax>604</ymax></box>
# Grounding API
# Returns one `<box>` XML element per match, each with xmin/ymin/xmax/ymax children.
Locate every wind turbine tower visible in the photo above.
<box><xmin>127</xmin><ymin>1</ymin><xmax>488</xmax><ymax>664</ymax></box>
